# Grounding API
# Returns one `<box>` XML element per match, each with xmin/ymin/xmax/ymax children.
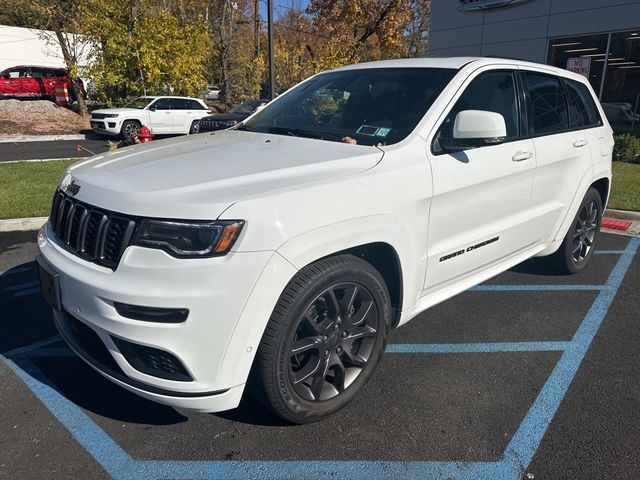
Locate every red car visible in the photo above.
<box><xmin>0</xmin><ymin>65</ymin><xmax>80</xmax><ymax>102</ymax></box>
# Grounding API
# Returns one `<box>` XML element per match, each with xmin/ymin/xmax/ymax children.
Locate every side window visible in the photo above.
<box><xmin>170</xmin><ymin>98</ymin><xmax>188</xmax><ymax>110</ymax></box>
<box><xmin>563</xmin><ymin>79</ymin><xmax>602</xmax><ymax>129</ymax></box>
<box><xmin>152</xmin><ymin>98</ymin><xmax>172</xmax><ymax>110</ymax></box>
<box><xmin>185</xmin><ymin>100</ymin><xmax>206</xmax><ymax>110</ymax></box>
<box><xmin>524</xmin><ymin>73</ymin><xmax>568</xmax><ymax>136</ymax></box>
<box><xmin>434</xmin><ymin>70</ymin><xmax>519</xmax><ymax>154</ymax></box>
<box><xmin>30</xmin><ymin>68</ymin><xmax>44</xmax><ymax>78</ymax></box>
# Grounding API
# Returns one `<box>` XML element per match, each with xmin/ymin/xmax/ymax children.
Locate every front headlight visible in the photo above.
<box><xmin>133</xmin><ymin>220</ymin><xmax>244</xmax><ymax>258</ymax></box>
<box><xmin>103</xmin><ymin>113</ymin><xmax>119</xmax><ymax>118</ymax></box>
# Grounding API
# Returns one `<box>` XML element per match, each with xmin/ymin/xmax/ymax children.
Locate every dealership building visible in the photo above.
<box><xmin>429</xmin><ymin>0</ymin><xmax>640</xmax><ymax>133</ymax></box>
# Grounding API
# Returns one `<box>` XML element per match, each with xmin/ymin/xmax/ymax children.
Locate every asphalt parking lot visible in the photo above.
<box><xmin>1</xmin><ymin>230</ymin><xmax>639</xmax><ymax>480</ymax></box>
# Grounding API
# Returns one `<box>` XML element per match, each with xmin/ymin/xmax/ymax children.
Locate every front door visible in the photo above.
<box><xmin>424</xmin><ymin>69</ymin><xmax>538</xmax><ymax>292</ymax></box>
<box><xmin>146</xmin><ymin>98</ymin><xmax>173</xmax><ymax>133</ymax></box>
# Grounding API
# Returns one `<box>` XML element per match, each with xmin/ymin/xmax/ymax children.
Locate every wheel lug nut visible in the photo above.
<box><xmin>334</xmin><ymin>324</ymin><xmax>340</xmax><ymax>330</ymax></box>
<box><xmin>337</xmin><ymin>347</ymin><xmax>342</xmax><ymax>353</ymax></box>
<box><xmin>342</xmin><ymin>331</ymin><xmax>348</xmax><ymax>338</ymax></box>
<box><xmin>324</xmin><ymin>350</ymin><xmax>330</xmax><ymax>357</ymax></box>
<box><xmin>322</xmin><ymin>336</ymin><xmax>328</xmax><ymax>342</ymax></box>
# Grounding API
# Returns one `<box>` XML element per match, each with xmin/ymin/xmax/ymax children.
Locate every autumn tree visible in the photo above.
<box><xmin>78</xmin><ymin>0</ymin><xmax>211</xmax><ymax>103</ymax></box>
<box><xmin>406</xmin><ymin>0</ymin><xmax>431</xmax><ymax>57</ymax></box>
<box><xmin>305</xmin><ymin>0</ymin><xmax>413</xmax><ymax>67</ymax></box>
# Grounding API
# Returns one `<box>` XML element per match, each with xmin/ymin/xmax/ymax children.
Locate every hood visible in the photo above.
<box><xmin>91</xmin><ymin>108</ymin><xmax>144</xmax><ymax>115</ymax></box>
<box><xmin>66</xmin><ymin>130</ymin><xmax>383</xmax><ymax>219</ymax></box>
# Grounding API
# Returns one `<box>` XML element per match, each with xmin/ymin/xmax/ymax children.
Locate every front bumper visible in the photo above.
<box><xmin>90</xmin><ymin>119</ymin><xmax>121</xmax><ymax>136</ymax></box>
<box><xmin>37</xmin><ymin>222</ymin><xmax>279</xmax><ymax>412</ymax></box>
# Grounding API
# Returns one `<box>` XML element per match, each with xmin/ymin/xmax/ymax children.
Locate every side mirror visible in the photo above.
<box><xmin>148</xmin><ymin>105</ymin><xmax>156</xmax><ymax>112</ymax></box>
<box><xmin>2</xmin><ymin>73</ymin><xmax>10</xmax><ymax>79</ymax></box>
<box><xmin>440</xmin><ymin>110</ymin><xmax>507</xmax><ymax>152</ymax></box>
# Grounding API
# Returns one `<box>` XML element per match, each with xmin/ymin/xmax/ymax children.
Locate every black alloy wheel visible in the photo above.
<box><xmin>251</xmin><ymin>254</ymin><xmax>390</xmax><ymax>424</ymax></box>
<box><xmin>551</xmin><ymin>186</ymin><xmax>603</xmax><ymax>274</ymax></box>
<box><xmin>288</xmin><ymin>282</ymin><xmax>379</xmax><ymax>402</ymax></box>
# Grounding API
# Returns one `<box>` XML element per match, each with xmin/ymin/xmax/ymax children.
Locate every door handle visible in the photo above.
<box><xmin>573</xmin><ymin>139</ymin><xmax>587</xmax><ymax>148</ymax></box>
<box><xmin>512</xmin><ymin>151</ymin><xmax>533</xmax><ymax>162</ymax></box>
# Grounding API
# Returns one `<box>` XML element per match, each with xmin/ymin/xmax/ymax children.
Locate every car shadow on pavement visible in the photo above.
<box><xmin>213</xmin><ymin>392</ymin><xmax>292</xmax><ymax>427</ymax></box>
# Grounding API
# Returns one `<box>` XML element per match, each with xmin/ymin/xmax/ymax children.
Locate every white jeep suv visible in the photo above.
<box><xmin>90</xmin><ymin>96</ymin><xmax>211</xmax><ymax>139</ymax></box>
<box><xmin>37</xmin><ymin>57</ymin><xmax>613</xmax><ymax>424</ymax></box>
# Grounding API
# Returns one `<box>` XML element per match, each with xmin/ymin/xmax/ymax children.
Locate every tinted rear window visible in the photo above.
<box><xmin>525</xmin><ymin>73</ymin><xmax>569</xmax><ymax>136</ymax></box>
<box><xmin>563</xmin><ymin>79</ymin><xmax>602</xmax><ymax>129</ymax></box>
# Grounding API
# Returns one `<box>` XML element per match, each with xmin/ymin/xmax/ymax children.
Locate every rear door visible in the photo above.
<box><xmin>425</xmin><ymin>68</ymin><xmax>537</xmax><ymax>291</ymax></box>
<box><xmin>146</xmin><ymin>98</ymin><xmax>173</xmax><ymax>133</ymax></box>
<box><xmin>169</xmin><ymin>98</ymin><xmax>192</xmax><ymax>133</ymax></box>
<box><xmin>523</xmin><ymin>71</ymin><xmax>595</xmax><ymax>238</ymax></box>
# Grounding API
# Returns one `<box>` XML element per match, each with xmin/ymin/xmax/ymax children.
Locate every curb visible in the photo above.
<box><xmin>604</xmin><ymin>208</ymin><xmax>640</xmax><ymax>222</ymax></box>
<box><xmin>0</xmin><ymin>217</ymin><xmax>48</xmax><ymax>232</ymax></box>
<box><xmin>1</xmin><ymin>158</ymin><xmax>76</xmax><ymax>165</ymax></box>
<box><xmin>0</xmin><ymin>134</ymin><xmax>87</xmax><ymax>143</ymax></box>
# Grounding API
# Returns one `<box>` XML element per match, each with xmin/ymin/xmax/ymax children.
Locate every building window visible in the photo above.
<box><xmin>548</xmin><ymin>34</ymin><xmax>609</xmax><ymax>95</ymax></box>
<box><xmin>601</xmin><ymin>31</ymin><xmax>640</xmax><ymax>134</ymax></box>
<box><xmin>548</xmin><ymin>31</ymin><xmax>640</xmax><ymax>134</ymax></box>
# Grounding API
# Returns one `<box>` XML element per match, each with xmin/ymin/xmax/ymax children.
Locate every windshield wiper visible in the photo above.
<box><xmin>265</xmin><ymin>127</ymin><xmax>341</xmax><ymax>142</ymax></box>
<box><xmin>234</xmin><ymin>124</ymin><xmax>260</xmax><ymax>132</ymax></box>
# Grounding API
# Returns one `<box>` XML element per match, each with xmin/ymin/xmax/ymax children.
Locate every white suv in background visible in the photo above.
<box><xmin>37</xmin><ymin>57</ymin><xmax>613</xmax><ymax>424</ymax></box>
<box><xmin>90</xmin><ymin>96</ymin><xmax>211</xmax><ymax>139</ymax></box>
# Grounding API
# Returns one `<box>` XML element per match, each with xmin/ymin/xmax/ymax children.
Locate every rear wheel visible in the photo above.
<box><xmin>189</xmin><ymin>120</ymin><xmax>201</xmax><ymax>134</ymax></box>
<box><xmin>251</xmin><ymin>255</ymin><xmax>391</xmax><ymax>424</ymax></box>
<box><xmin>550</xmin><ymin>187</ymin><xmax>603</xmax><ymax>274</ymax></box>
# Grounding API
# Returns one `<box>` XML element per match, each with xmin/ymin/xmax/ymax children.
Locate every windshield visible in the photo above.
<box><xmin>241</xmin><ymin>68</ymin><xmax>456</xmax><ymax>146</ymax></box>
<box><xmin>231</xmin><ymin>101</ymin><xmax>263</xmax><ymax>115</ymax></box>
<box><xmin>124</xmin><ymin>97</ymin><xmax>153</xmax><ymax>109</ymax></box>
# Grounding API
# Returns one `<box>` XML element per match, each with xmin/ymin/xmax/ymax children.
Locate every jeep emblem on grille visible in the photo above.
<box><xmin>65</xmin><ymin>181</ymin><xmax>81</xmax><ymax>196</ymax></box>
<box><xmin>60</xmin><ymin>172</ymin><xmax>81</xmax><ymax>196</ymax></box>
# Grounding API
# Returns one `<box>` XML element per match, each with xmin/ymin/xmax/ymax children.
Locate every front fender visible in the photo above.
<box><xmin>219</xmin><ymin>215</ymin><xmax>421</xmax><ymax>389</ymax></box>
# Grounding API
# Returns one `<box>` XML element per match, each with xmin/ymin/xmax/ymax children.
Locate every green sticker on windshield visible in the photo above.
<box><xmin>356</xmin><ymin>125</ymin><xmax>392</xmax><ymax>137</ymax></box>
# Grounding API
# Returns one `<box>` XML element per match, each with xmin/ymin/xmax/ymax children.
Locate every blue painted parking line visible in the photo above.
<box><xmin>1</xmin><ymin>238</ymin><xmax>638</xmax><ymax>480</ymax></box>
<box><xmin>386</xmin><ymin>341</ymin><xmax>570</xmax><ymax>353</ymax></box>
<box><xmin>471</xmin><ymin>284</ymin><xmax>606</xmax><ymax>291</ymax></box>
<box><xmin>593</xmin><ymin>250</ymin><xmax>625</xmax><ymax>255</ymax></box>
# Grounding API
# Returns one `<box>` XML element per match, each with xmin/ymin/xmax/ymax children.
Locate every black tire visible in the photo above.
<box><xmin>251</xmin><ymin>254</ymin><xmax>391</xmax><ymax>424</ymax></box>
<box><xmin>121</xmin><ymin>120</ymin><xmax>140</xmax><ymax>140</ymax></box>
<box><xmin>549</xmin><ymin>187</ymin><xmax>603</xmax><ymax>274</ymax></box>
<box><xmin>189</xmin><ymin>120</ymin><xmax>200</xmax><ymax>135</ymax></box>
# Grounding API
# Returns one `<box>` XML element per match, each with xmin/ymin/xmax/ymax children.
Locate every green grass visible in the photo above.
<box><xmin>610</xmin><ymin>162</ymin><xmax>640</xmax><ymax>212</ymax></box>
<box><xmin>0</xmin><ymin>159</ymin><xmax>76</xmax><ymax>219</ymax></box>
<box><xmin>0</xmin><ymin>158</ymin><xmax>638</xmax><ymax>220</ymax></box>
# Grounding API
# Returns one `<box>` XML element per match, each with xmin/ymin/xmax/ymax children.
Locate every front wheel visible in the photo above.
<box><xmin>551</xmin><ymin>187</ymin><xmax>603</xmax><ymax>274</ymax></box>
<box><xmin>121</xmin><ymin>120</ymin><xmax>140</xmax><ymax>140</ymax></box>
<box><xmin>189</xmin><ymin>120</ymin><xmax>200</xmax><ymax>134</ymax></box>
<box><xmin>251</xmin><ymin>255</ymin><xmax>391</xmax><ymax>424</ymax></box>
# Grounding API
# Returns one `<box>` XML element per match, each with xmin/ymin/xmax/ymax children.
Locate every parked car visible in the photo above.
<box><xmin>37</xmin><ymin>57</ymin><xmax>612</xmax><ymax>424</ymax></box>
<box><xmin>200</xmin><ymin>85</ymin><xmax>222</xmax><ymax>101</ymax></box>
<box><xmin>198</xmin><ymin>99</ymin><xmax>268</xmax><ymax>132</ymax></box>
<box><xmin>90</xmin><ymin>96</ymin><xmax>211</xmax><ymax>139</ymax></box>
<box><xmin>0</xmin><ymin>65</ymin><xmax>82</xmax><ymax>102</ymax></box>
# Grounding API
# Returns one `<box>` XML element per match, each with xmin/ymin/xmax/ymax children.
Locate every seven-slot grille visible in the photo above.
<box><xmin>50</xmin><ymin>190</ymin><xmax>137</xmax><ymax>269</ymax></box>
<box><xmin>91</xmin><ymin>113</ymin><xmax>109</xmax><ymax>119</ymax></box>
